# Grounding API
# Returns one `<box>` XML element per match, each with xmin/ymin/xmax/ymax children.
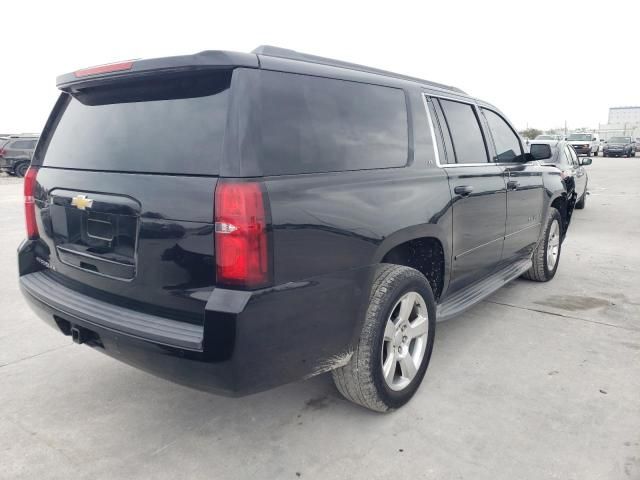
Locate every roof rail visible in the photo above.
<box><xmin>252</xmin><ymin>45</ymin><xmax>465</xmax><ymax>94</ymax></box>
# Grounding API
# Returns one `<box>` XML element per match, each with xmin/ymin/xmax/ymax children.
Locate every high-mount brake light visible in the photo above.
<box><xmin>24</xmin><ymin>167</ymin><xmax>39</xmax><ymax>239</ymax></box>
<box><xmin>74</xmin><ymin>60</ymin><xmax>135</xmax><ymax>78</ymax></box>
<box><xmin>214</xmin><ymin>181</ymin><xmax>270</xmax><ymax>289</ymax></box>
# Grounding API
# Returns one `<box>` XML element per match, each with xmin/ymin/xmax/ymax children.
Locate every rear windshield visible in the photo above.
<box><xmin>39</xmin><ymin>71</ymin><xmax>231</xmax><ymax>175</ymax></box>
<box><xmin>257</xmin><ymin>71</ymin><xmax>409</xmax><ymax>175</ymax></box>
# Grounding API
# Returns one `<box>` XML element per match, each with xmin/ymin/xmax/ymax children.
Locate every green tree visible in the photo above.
<box><xmin>519</xmin><ymin>128</ymin><xmax>542</xmax><ymax>140</ymax></box>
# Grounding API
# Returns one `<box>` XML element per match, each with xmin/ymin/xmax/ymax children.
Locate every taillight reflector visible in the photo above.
<box><xmin>214</xmin><ymin>181</ymin><xmax>269</xmax><ymax>289</ymax></box>
<box><xmin>24</xmin><ymin>167</ymin><xmax>39</xmax><ymax>239</ymax></box>
<box><xmin>74</xmin><ymin>60</ymin><xmax>135</xmax><ymax>78</ymax></box>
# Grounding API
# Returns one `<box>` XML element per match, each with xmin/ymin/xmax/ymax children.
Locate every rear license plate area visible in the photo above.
<box><xmin>48</xmin><ymin>191</ymin><xmax>140</xmax><ymax>280</ymax></box>
<box><xmin>86</xmin><ymin>216</ymin><xmax>114</xmax><ymax>242</ymax></box>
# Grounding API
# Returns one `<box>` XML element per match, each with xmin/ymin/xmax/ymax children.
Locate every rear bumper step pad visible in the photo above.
<box><xmin>20</xmin><ymin>271</ymin><xmax>203</xmax><ymax>350</ymax></box>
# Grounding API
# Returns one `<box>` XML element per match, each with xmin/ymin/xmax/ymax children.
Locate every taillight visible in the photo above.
<box><xmin>0</xmin><ymin>148</ymin><xmax>6</xmax><ymax>157</ymax></box>
<box><xmin>214</xmin><ymin>181</ymin><xmax>270</xmax><ymax>289</ymax></box>
<box><xmin>24</xmin><ymin>167</ymin><xmax>39</xmax><ymax>239</ymax></box>
<box><xmin>74</xmin><ymin>60</ymin><xmax>135</xmax><ymax>77</ymax></box>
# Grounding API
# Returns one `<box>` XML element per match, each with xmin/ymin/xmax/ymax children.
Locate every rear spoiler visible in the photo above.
<box><xmin>56</xmin><ymin>50</ymin><xmax>259</xmax><ymax>91</ymax></box>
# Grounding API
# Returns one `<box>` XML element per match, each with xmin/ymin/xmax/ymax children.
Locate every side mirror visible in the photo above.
<box><xmin>580</xmin><ymin>157</ymin><xmax>592</xmax><ymax>166</ymax></box>
<box><xmin>529</xmin><ymin>144</ymin><xmax>553</xmax><ymax>161</ymax></box>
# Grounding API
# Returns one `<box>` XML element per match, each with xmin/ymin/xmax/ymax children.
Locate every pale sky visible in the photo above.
<box><xmin>1</xmin><ymin>0</ymin><xmax>638</xmax><ymax>134</ymax></box>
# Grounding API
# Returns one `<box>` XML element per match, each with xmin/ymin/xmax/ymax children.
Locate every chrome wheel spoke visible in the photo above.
<box><xmin>399</xmin><ymin>355</ymin><xmax>417</xmax><ymax>380</ymax></box>
<box><xmin>397</xmin><ymin>292</ymin><xmax>416</xmax><ymax>323</ymax></box>
<box><xmin>382</xmin><ymin>349</ymin><xmax>397</xmax><ymax>384</ymax></box>
<box><xmin>383</xmin><ymin>320</ymin><xmax>395</xmax><ymax>342</ymax></box>
<box><xmin>407</xmin><ymin>315</ymin><xmax>428</xmax><ymax>339</ymax></box>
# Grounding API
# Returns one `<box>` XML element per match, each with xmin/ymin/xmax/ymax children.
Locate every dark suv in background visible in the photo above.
<box><xmin>0</xmin><ymin>134</ymin><xmax>39</xmax><ymax>176</ymax></box>
<box><xmin>18</xmin><ymin>46</ymin><xmax>573</xmax><ymax>412</ymax></box>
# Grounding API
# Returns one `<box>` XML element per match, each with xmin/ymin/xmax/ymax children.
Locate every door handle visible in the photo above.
<box><xmin>454</xmin><ymin>185</ymin><xmax>474</xmax><ymax>196</ymax></box>
<box><xmin>507</xmin><ymin>180</ymin><xmax>519</xmax><ymax>190</ymax></box>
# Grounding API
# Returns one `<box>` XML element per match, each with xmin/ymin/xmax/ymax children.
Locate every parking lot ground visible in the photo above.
<box><xmin>0</xmin><ymin>159</ymin><xmax>639</xmax><ymax>480</ymax></box>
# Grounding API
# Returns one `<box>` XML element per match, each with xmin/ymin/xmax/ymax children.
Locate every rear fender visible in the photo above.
<box><xmin>372</xmin><ymin>223</ymin><xmax>452</xmax><ymax>298</ymax></box>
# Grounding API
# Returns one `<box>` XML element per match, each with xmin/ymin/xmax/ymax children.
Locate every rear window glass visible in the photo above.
<box><xmin>258</xmin><ymin>71</ymin><xmax>408</xmax><ymax>175</ymax></box>
<box><xmin>40</xmin><ymin>71</ymin><xmax>231</xmax><ymax>175</ymax></box>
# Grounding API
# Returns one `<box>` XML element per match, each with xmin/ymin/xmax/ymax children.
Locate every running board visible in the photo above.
<box><xmin>436</xmin><ymin>258</ymin><xmax>532</xmax><ymax>322</ymax></box>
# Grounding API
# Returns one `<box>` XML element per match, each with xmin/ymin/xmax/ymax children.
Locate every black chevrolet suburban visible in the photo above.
<box><xmin>18</xmin><ymin>46</ymin><xmax>572</xmax><ymax>412</ymax></box>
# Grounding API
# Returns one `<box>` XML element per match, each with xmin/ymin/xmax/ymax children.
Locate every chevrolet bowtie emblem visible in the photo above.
<box><xmin>71</xmin><ymin>195</ymin><xmax>94</xmax><ymax>210</ymax></box>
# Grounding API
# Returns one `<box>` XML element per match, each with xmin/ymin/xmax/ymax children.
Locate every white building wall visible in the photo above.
<box><xmin>608</xmin><ymin>107</ymin><xmax>640</xmax><ymax>125</ymax></box>
<box><xmin>600</xmin><ymin>107</ymin><xmax>640</xmax><ymax>140</ymax></box>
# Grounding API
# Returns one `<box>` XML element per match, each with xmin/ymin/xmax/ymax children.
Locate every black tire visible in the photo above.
<box><xmin>332</xmin><ymin>264</ymin><xmax>436</xmax><ymax>412</ymax></box>
<box><xmin>15</xmin><ymin>162</ymin><xmax>29</xmax><ymax>178</ymax></box>
<box><xmin>522</xmin><ymin>208</ymin><xmax>562</xmax><ymax>282</ymax></box>
<box><xmin>575</xmin><ymin>191</ymin><xmax>586</xmax><ymax>209</ymax></box>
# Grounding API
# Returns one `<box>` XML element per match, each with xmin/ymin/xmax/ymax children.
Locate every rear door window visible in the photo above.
<box><xmin>258</xmin><ymin>71</ymin><xmax>409</xmax><ymax>175</ymax></box>
<box><xmin>39</xmin><ymin>71</ymin><xmax>231</xmax><ymax>175</ymax></box>
<box><xmin>438</xmin><ymin>99</ymin><xmax>488</xmax><ymax>164</ymax></box>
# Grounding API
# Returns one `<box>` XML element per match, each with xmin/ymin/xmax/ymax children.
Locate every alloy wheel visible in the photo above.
<box><xmin>381</xmin><ymin>291</ymin><xmax>429</xmax><ymax>391</ymax></box>
<box><xmin>547</xmin><ymin>219</ymin><xmax>560</xmax><ymax>270</ymax></box>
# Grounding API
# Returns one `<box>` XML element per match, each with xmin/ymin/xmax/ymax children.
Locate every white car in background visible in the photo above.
<box><xmin>567</xmin><ymin>133</ymin><xmax>599</xmax><ymax>156</ymax></box>
<box><xmin>535</xmin><ymin>134</ymin><xmax>564</xmax><ymax>141</ymax></box>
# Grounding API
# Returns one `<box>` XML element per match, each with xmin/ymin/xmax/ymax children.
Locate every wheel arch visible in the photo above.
<box><xmin>373</xmin><ymin>225</ymin><xmax>451</xmax><ymax>301</ymax></box>
<box><xmin>549</xmin><ymin>192</ymin><xmax>572</xmax><ymax>238</ymax></box>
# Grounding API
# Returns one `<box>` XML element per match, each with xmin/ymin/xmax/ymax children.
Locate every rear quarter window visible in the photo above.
<box><xmin>257</xmin><ymin>71</ymin><xmax>409</xmax><ymax>175</ymax></box>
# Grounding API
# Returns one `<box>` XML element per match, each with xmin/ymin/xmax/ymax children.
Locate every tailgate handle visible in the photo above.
<box><xmin>79</xmin><ymin>261</ymin><xmax>99</xmax><ymax>273</ymax></box>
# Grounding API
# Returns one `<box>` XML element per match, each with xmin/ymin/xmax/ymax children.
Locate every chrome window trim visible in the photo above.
<box><xmin>421</xmin><ymin>92</ymin><xmax>542</xmax><ymax>169</ymax></box>
<box><xmin>421</xmin><ymin>92</ymin><xmax>495</xmax><ymax>169</ymax></box>
<box><xmin>421</xmin><ymin>94</ymin><xmax>441</xmax><ymax>167</ymax></box>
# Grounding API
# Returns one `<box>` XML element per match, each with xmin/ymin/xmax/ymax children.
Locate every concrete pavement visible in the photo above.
<box><xmin>0</xmin><ymin>158</ymin><xmax>639</xmax><ymax>480</ymax></box>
